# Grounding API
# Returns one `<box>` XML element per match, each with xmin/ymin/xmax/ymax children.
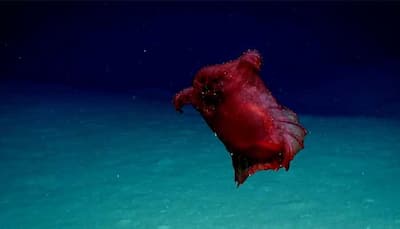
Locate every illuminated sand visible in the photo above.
<box><xmin>0</xmin><ymin>82</ymin><xmax>399</xmax><ymax>228</ymax></box>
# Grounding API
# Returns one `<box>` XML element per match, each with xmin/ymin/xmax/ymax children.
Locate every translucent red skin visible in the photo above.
<box><xmin>173</xmin><ymin>50</ymin><xmax>307</xmax><ymax>186</ymax></box>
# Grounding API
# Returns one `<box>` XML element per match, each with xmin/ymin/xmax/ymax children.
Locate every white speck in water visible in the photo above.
<box><xmin>143</xmin><ymin>49</ymin><xmax>147</xmax><ymax>53</ymax></box>
<box><xmin>116</xmin><ymin>173</ymin><xmax>120</xmax><ymax>179</ymax></box>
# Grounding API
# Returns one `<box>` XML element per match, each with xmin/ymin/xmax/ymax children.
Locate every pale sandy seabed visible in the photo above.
<box><xmin>0</xmin><ymin>83</ymin><xmax>399</xmax><ymax>229</ymax></box>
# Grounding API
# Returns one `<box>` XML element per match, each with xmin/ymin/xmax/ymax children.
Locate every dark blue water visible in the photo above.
<box><xmin>1</xmin><ymin>2</ymin><xmax>399</xmax><ymax>228</ymax></box>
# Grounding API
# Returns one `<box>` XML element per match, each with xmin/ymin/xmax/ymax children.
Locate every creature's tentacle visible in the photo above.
<box><xmin>238</xmin><ymin>50</ymin><xmax>262</xmax><ymax>72</ymax></box>
<box><xmin>173</xmin><ymin>87</ymin><xmax>194</xmax><ymax>113</ymax></box>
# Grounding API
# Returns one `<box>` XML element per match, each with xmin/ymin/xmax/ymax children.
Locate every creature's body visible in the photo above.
<box><xmin>173</xmin><ymin>50</ymin><xmax>306</xmax><ymax>186</ymax></box>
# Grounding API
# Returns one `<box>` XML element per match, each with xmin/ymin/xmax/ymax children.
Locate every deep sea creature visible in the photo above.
<box><xmin>173</xmin><ymin>50</ymin><xmax>307</xmax><ymax>186</ymax></box>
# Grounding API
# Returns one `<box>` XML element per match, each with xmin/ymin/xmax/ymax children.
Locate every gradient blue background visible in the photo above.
<box><xmin>1</xmin><ymin>2</ymin><xmax>399</xmax><ymax>117</ymax></box>
<box><xmin>1</xmin><ymin>2</ymin><xmax>400</xmax><ymax>228</ymax></box>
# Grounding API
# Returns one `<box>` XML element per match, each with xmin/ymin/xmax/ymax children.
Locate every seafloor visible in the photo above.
<box><xmin>1</xmin><ymin>81</ymin><xmax>399</xmax><ymax>229</ymax></box>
